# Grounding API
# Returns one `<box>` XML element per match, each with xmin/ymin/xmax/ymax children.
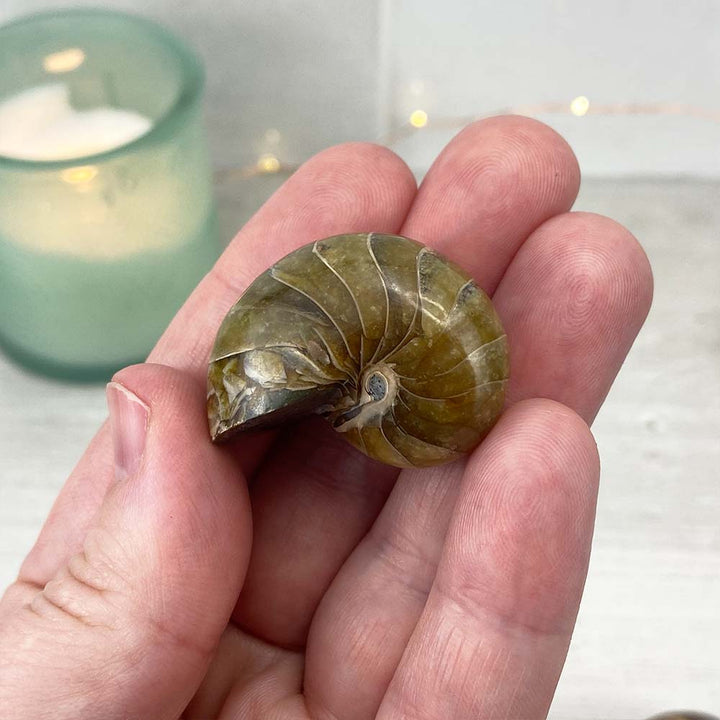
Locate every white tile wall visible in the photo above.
<box><xmin>385</xmin><ymin>0</ymin><xmax>720</xmax><ymax>176</ymax></box>
<box><xmin>1</xmin><ymin>0</ymin><xmax>718</xmax><ymax>176</ymax></box>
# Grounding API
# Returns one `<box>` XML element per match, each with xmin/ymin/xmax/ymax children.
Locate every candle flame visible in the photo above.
<box><xmin>43</xmin><ymin>48</ymin><xmax>86</xmax><ymax>74</ymax></box>
<box><xmin>61</xmin><ymin>165</ymin><xmax>98</xmax><ymax>185</ymax></box>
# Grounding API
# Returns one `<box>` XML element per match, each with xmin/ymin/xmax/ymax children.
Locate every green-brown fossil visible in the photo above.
<box><xmin>207</xmin><ymin>233</ymin><xmax>509</xmax><ymax>468</ymax></box>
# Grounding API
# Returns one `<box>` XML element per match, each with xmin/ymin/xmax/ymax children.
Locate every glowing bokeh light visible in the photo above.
<box><xmin>570</xmin><ymin>95</ymin><xmax>590</xmax><ymax>116</ymax></box>
<box><xmin>256</xmin><ymin>153</ymin><xmax>281</xmax><ymax>173</ymax></box>
<box><xmin>409</xmin><ymin>109</ymin><xmax>428</xmax><ymax>128</ymax></box>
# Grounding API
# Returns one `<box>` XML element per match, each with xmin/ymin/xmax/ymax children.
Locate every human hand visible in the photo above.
<box><xmin>0</xmin><ymin>116</ymin><xmax>652</xmax><ymax>719</ymax></box>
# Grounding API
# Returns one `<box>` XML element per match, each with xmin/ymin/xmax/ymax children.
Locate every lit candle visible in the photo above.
<box><xmin>0</xmin><ymin>9</ymin><xmax>219</xmax><ymax>379</ymax></box>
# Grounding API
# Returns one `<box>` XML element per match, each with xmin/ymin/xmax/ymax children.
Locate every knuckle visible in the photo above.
<box><xmin>27</xmin><ymin>524</ymin><xmax>135</xmax><ymax>631</ymax></box>
<box><xmin>26</xmin><ymin>527</ymin><xmax>213</xmax><ymax>662</ymax></box>
<box><xmin>31</xmin><ymin>539</ymin><xmax>132</xmax><ymax>631</ymax></box>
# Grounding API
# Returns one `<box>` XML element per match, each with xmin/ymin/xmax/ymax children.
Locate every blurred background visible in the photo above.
<box><xmin>0</xmin><ymin>1</ymin><xmax>718</xmax><ymax>717</ymax></box>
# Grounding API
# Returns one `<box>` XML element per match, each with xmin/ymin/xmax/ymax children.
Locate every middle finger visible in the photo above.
<box><xmin>232</xmin><ymin>116</ymin><xmax>582</xmax><ymax>649</ymax></box>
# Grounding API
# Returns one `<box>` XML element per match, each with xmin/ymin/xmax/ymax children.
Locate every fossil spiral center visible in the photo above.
<box><xmin>331</xmin><ymin>362</ymin><xmax>398</xmax><ymax>433</ymax></box>
<box><xmin>366</xmin><ymin>371</ymin><xmax>388</xmax><ymax>400</ymax></box>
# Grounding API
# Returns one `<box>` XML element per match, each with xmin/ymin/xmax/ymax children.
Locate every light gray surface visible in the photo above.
<box><xmin>553</xmin><ymin>179</ymin><xmax>720</xmax><ymax>717</ymax></box>
<box><xmin>0</xmin><ymin>177</ymin><xmax>718</xmax><ymax>716</ymax></box>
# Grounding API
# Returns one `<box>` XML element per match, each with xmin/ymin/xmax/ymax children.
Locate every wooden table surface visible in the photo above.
<box><xmin>1</xmin><ymin>177</ymin><xmax>718</xmax><ymax>718</ymax></box>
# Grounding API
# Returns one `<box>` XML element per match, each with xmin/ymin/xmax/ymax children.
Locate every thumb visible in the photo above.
<box><xmin>0</xmin><ymin>363</ymin><xmax>252</xmax><ymax>720</ymax></box>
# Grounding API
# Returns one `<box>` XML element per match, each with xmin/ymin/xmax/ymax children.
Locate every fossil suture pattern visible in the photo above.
<box><xmin>207</xmin><ymin>233</ymin><xmax>509</xmax><ymax>468</ymax></box>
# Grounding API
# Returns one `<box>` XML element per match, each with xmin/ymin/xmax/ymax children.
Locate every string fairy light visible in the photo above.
<box><xmin>570</xmin><ymin>95</ymin><xmax>590</xmax><ymax>116</ymax></box>
<box><xmin>409</xmin><ymin>109</ymin><xmax>429</xmax><ymax>128</ymax></box>
<box><xmin>256</xmin><ymin>153</ymin><xmax>281</xmax><ymax>173</ymax></box>
<box><xmin>379</xmin><ymin>98</ymin><xmax>720</xmax><ymax>146</ymax></box>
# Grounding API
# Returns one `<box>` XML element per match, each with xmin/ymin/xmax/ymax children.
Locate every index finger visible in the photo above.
<box><xmin>17</xmin><ymin>143</ymin><xmax>417</xmax><ymax>587</ymax></box>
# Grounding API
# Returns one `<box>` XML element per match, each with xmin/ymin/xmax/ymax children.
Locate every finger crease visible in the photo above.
<box><xmin>368</xmin><ymin>524</ymin><xmax>438</xmax><ymax>602</ymax></box>
<box><xmin>435</xmin><ymin>579</ymin><xmax>569</xmax><ymax>641</ymax></box>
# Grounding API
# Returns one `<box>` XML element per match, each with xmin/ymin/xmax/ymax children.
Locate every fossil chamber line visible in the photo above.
<box><xmin>209</xmin><ymin>299</ymin><xmax>342</xmax><ymax>363</ymax></box>
<box><xmin>377</xmin><ymin>248</ymin><xmax>424</xmax><ymax>365</ymax></box>
<box><xmin>213</xmin><ymin>341</ymin><xmax>348</xmax><ymax>376</ymax></box>
<box><xmin>312</xmin><ymin>240</ymin><xmax>369</xmax><ymax>343</ymax></box>
<box><xmin>212</xmin><ymin>340</ymin><xmax>297</xmax><ymax>364</ymax></box>
<box><xmin>415</xmin><ymin>246</ymin><xmax>449</xmax><ymax>323</ymax></box>
<box><xmin>394</xmin><ymin>334</ymin><xmax>508</xmax><ymax>381</ymax></box>
<box><xmin>311</xmin><ymin>326</ymin><xmax>357</xmax><ymax>383</ymax></box>
<box><xmin>269</xmin><ymin>268</ymin><xmax>359</xmax><ymax>367</ymax></box>
<box><xmin>365</xmin><ymin>234</ymin><xmax>392</xmax><ymax>368</ymax></box>
<box><xmin>389</xmin><ymin>406</ymin><xmax>462</xmax><ymax>453</ymax></box>
<box><xmin>399</xmin><ymin>378</ymin><xmax>508</xmax><ymax>403</ymax></box>
<box><xmin>376</xmin><ymin>423</ymin><xmax>413</xmax><ymax>466</ymax></box>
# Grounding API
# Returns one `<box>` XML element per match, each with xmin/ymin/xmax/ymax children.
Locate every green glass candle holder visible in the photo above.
<box><xmin>0</xmin><ymin>9</ymin><xmax>219</xmax><ymax>380</ymax></box>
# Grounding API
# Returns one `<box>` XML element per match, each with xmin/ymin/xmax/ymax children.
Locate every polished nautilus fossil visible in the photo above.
<box><xmin>207</xmin><ymin>233</ymin><xmax>509</xmax><ymax>468</ymax></box>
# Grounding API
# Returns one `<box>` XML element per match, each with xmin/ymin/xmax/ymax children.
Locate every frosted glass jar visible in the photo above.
<box><xmin>0</xmin><ymin>9</ymin><xmax>219</xmax><ymax>379</ymax></box>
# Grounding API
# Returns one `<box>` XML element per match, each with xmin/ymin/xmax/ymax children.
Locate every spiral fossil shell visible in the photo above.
<box><xmin>207</xmin><ymin>233</ymin><xmax>509</xmax><ymax>468</ymax></box>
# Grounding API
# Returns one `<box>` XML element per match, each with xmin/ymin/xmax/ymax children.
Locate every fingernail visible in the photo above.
<box><xmin>106</xmin><ymin>382</ymin><xmax>150</xmax><ymax>481</ymax></box>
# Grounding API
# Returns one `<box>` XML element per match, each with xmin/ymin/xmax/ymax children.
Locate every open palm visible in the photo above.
<box><xmin>0</xmin><ymin>117</ymin><xmax>652</xmax><ymax>720</ymax></box>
